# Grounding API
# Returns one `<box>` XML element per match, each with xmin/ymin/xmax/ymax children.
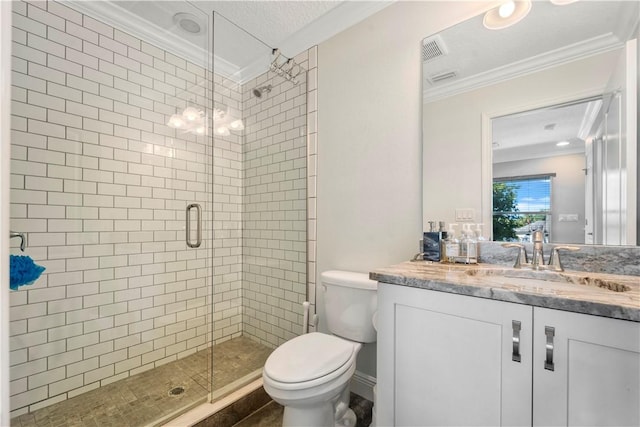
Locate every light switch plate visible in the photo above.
<box><xmin>559</xmin><ymin>214</ymin><xmax>579</xmax><ymax>222</ymax></box>
<box><xmin>455</xmin><ymin>208</ymin><xmax>475</xmax><ymax>222</ymax></box>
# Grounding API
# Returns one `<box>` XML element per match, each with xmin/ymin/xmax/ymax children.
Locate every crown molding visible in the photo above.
<box><xmin>278</xmin><ymin>1</ymin><xmax>394</xmax><ymax>59</ymax></box>
<box><xmin>63</xmin><ymin>1</ymin><xmax>393</xmax><ymax>85</ymax></box>
<box><xmin>64</xmin><ymin>0</ymin><xmax>242</xmax><ymax>82</ymax></box>
<box><xmin>423</xmin><ymin>33</ymin><xmax>624</xmax><ymax>104</ymax></box>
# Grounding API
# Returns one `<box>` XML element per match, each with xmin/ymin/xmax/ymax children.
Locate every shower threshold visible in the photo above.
<box><xmin>10</xmin><ymin>336</ymin><xmax>273</xmax><ymax>427</ymax></box>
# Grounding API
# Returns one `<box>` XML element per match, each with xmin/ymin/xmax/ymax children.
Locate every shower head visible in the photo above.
<box><xmin>252</xmin><ymin>85</ymin><xmax>272</xmax><ymax>98</ymax></box>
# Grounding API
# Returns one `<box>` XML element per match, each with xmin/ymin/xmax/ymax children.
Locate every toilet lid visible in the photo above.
<box><xmin>264</xmin><ymin>333</ymin><xmax>355</xmax><ymax>383</ymax></box>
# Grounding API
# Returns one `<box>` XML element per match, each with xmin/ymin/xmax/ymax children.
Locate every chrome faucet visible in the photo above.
<box><xmin>531</xmin><ymin>230</ymin><xmax>545</xmax><ymax>270</ymax></box>
<box><xmin>502</xmin><ymin>230</ymin><xmax>580</xmax><ymax>272</ymax></box>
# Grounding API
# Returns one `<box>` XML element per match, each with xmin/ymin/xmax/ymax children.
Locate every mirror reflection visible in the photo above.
<box><xmin>422</xmin><ymin>0</ymin><xmax>638</xmax><ymax>246</ymax></box>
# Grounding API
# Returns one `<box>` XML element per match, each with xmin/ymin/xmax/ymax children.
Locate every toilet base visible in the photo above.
<box><xmin>281</xmin><ymin>405</ymin><xmax>357</xmax><ymax>427</ymax></box>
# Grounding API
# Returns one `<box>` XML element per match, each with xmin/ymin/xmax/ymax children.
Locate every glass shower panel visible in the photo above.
<box><xmin>210</xmin><ymin>11</ymin><xmax>308</xmax><ymax>399</ymax></box>
<box><xmin>8</xmin><ymin>1</ymin><xmax>212</xmax><ymax>425</ymax></box>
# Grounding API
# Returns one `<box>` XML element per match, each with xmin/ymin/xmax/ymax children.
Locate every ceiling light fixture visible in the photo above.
<box><xmin>483</xmin><ymin>0</ymin><xmax>532</xmax><ymax>30</ymax></box>
<box><xmin>168</xmin><ymin>105</ymin><xmax>244</xmax><ymax>137</ymax></box>
<box><xmin>549</xmin><ymin>0</ymin><xmax>579</xmax><ymax>5</ymax></box>
<box><xmin>556</xmin><ymin>141</ymin><xmax>570</xmax><ymax>147</ymax></box>
<box><xmin>172</xmin><ymin>13</ymin><xmax>202</xmax><ymax>35</ymax></box>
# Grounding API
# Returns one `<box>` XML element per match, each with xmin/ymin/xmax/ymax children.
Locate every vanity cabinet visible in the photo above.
<box><xmin>377</xmin><ymin>283</ymin><xmax>640</xmax><ymax>426</ymax></box>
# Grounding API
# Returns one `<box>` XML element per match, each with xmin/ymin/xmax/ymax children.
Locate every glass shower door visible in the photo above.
<box><xmin>7</xmin><ymin>1</ymin><xmax>214</xmax><ymax>424</ymax></box>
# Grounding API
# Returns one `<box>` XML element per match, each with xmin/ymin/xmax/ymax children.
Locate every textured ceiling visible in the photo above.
<box><xmin>201</xmin><ymin>1</ymin><xmax>342</xmax><ymax>48</ymax></box>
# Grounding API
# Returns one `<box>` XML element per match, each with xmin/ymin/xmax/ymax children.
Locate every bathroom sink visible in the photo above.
<box><xmin>463</xmin><ymin>267</ymin><xmax>632</xmax><ymax>293</ymax></box>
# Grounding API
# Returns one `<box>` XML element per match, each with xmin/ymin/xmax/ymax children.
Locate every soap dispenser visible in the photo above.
<box><xmin>443</xmin><ymin>224</ymin><xmax>459</xmax><ymax>263</ymax></box>
<box><xmin>460</xmin><ymin>224</ymin><xmax>478</xmax><ymax>263</ymax></box>
<box><xmin>423</xmin><ymin>221</ymin><xmax>447</xmax><ymax>262</ymax></box>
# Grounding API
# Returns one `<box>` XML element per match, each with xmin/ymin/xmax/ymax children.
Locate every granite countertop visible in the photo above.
<box><xmin>371</xmin><ymin>261</ymin><xmax>640</xmax><ymax>322</ymax></box>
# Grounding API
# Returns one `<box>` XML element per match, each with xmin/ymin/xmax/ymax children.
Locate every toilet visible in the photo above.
<box><xmin>262</xmin><ymin>270</ymin><xmax>378</xmax><ymax>427</ymax></box>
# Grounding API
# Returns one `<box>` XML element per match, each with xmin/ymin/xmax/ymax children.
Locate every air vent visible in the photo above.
<box><xmin>422</xmin><ymin>35</ymin><xmax>448</xmax><ymax>62</ymax></box>
<box><xmin>428</xmin><ymin>71</ymin><xmax>458</xmax><ymax>84</ymax></box>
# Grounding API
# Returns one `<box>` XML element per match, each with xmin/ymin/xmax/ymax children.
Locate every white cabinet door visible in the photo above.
<box><xmin>378</xmin><ymin>283</ymin><xmax>533</xmax><ymax>426</ymax></box>
<box><xmin>533</xmin><ymin>307</ymin><xmax>640</xmax><ymax>427</ymax></box>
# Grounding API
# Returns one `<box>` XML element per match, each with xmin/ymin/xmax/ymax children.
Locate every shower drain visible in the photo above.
<box><xmin>168</xmin><ymin>386</ymin><xmax>185</xmax><ymax>397</ymax></box>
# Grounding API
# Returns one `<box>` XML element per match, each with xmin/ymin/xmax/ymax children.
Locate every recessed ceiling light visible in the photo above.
<box><xmin>483</xmin><ymin>0</ymin><xmax>532</xmax><ymax>30</ymax></box>
<box><xmin>550</xmin><ymin>0</ymin><xmax>579</xmax><ymax>5</ymax></box>
<box><xmin>173</xmin><ymin>13</ymin><xmax>202</xmax><ymax>35</ymax></box>
<box><xmin>556</xmin><ymin>141</ymin><xmax>570</xmax><ymax>147</ymax></box>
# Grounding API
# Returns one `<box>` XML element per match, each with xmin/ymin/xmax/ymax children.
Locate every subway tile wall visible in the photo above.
<box><xmin>9</xmin><ymin>0</ymin><xmax>220</xmax><ymax>415</ymax></box>
<box><xmin>241</xmin><ymin>52</ymin><xmax>308</xmax><ymax>348</ymax></box>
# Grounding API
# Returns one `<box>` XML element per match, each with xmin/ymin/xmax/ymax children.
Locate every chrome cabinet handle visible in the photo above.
<box><xmin>545</xmin><ymin>326</ymin><xmax>555</xmax><ymax>371</ymax></box>
<box><xmin>186</xmin><ymin>203</ymin><xmax>202</xmax><ymax>248</ymax></box>
<box><xmin>512</xmin><ymin>320</ymin><xmax>521</xmax><ymax>362</ymax></box>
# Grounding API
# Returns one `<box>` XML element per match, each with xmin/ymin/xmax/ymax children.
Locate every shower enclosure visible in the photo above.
<box><xmin>7</xmin><ymin>1</ymin><xmax>308</xmax><ymax>425</ymax></box>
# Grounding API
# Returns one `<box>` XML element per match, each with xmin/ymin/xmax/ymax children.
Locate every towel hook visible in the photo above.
<box><xmin>10</xmin><ymin>231</ymin><xmax>26</xmax><ymax>251</ymax></box>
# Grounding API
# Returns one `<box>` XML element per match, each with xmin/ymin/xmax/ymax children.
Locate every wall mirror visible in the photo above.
<box><xmin>422</xmin><ymin>0</ymin><xmax>638</xmax><ymax>246</ymax></box>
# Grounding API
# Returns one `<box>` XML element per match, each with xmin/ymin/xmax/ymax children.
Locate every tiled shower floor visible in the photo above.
<box><xmin>11</xmin><ymin>337</ymin><xmax>273</xmax><ymax>427</ymax></box>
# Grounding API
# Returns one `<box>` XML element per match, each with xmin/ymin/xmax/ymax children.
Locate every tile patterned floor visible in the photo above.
<box><xmin>231</xmin><ymin>393</ymin><xmax>373</xmax><ymax>427</ymax></box>
<box><xmin>11</xmin><ymin>337</ymin><xmax>273</xmax><ymax>427</ymax></box>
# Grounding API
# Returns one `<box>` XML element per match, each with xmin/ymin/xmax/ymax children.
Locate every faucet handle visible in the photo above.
<box><xmin>548</xmin><ymin>245</ymin><xmax>580</xmax><ymax>271</ymax></box>
<box><xmin>501</xmin><ymin>243</ymin><xmax>528</xmax><ymax>268</ymax></box>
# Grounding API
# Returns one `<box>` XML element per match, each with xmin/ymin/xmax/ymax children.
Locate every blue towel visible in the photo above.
<box><xmin>10</xmin><ymin>255</ymin><xmax>45</xmax><ymax>290</ymax></box>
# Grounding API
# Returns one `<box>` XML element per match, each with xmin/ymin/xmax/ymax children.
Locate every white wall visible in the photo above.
<box><xmin>423</xmin><ymin>49</ymin><xmax>621</xmax><ymax>236</ymax></box>
<box><xmin>317</xmin><ymin>1</ymin><xmax>497</xmax><ymax>379</ymax></box>
<box><xmin>494</xmin><ymin>154</ymin><xmax>586</xmax><ymax>244</ymax></box>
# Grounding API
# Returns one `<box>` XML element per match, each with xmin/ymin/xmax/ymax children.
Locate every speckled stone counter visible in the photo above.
<box><xmin>371</xmin><ymin>262</ymin><xmax>640</xmax><ymax>322</ymax></box>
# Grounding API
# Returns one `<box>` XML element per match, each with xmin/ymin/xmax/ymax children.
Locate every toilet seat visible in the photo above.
<box><xmin>263</xmin><ymin>332</ymin><xmax>358</xmax><ymax>391</ymax></box>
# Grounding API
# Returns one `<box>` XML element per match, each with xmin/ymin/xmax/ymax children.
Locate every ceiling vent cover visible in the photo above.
<box><xmin>428</xmin><ymin>71</ymin><xmax>458</xmax><ymax>84</ymax></box>
<box><xmin>422</xmin><ymin>35</ymin><xmax>448</xmax><ymax>62</ymax></box>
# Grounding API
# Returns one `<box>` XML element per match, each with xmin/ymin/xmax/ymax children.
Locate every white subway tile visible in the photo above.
<box><xmin>48</xmin><ymin>27</ymin><xmax>82</xmax><ymax>51</ymax></box>
<box><xmin>10</xmin><ymin>330</ymin><xmax>47</xmax><ymax>351</ymax></box>
<box><xmin>27</xmin><ymin>91</ymin><xmax>64</xmax><ymax>111</ymax></box>
<box><xmin>49</xmin><ymin>374</ymin><xmax>83</xmax><ymax>396</ymax></box>
<box><xmin>67</xmin><ymin>332</ymin><xmax>99</xmax><ymax>352</ymax></box>
<box><xmin>28</xmin><ymin>340</ymin><xmax>66</xmax><ymax>361</ymax></box>
<box><xmin>99</xmin><ymin>85</ymin><xmax>127</xmax><ymax>103</ymax></box>
<box><xmin>83</xmin><ymin>346</ymin><xmax>114</xmax><ymax>368</ymax></box>
<box><xmin>48</xmin><ymin>55</ymin><xmax>83</xmax><ymax>77</ymax></box>
<box><xmin>83</xmin><ymin>117</ymin><xmax>113</xmax><ymax>135</ymax></box>
<box><xmin>12</xmin><ymin>71</ymin><xmax>45</xmax><ymax>94</ymax></box>
<box><xmin>114</xmin><ymin>53</ymin><xmax>140</xmax><ymax>73</ymax></box>
<box><xmin>12</xmin><ymin>13</ymin><xmax>46</xmax><ymax>38</ymax></box>
<box><xmin>83</xmin><ymin>67</ymin><xmax>114</xmax><ymax>87</ymax></box>
<box><xmin>10</xmin><ymin>386</ymin><xmax>48</xmax><ymax>411</ymax></box>
<box><xmin>99</xmin><ymin>325</ymin><xmax>128</xmax><ymax>342</ymax></box>
<box><xmin>47</xmin><ymin>296</ymin><xmax>83</xmax><ymax>313</ymax></box>
<box><xmin>25</xmin><ymin>175</ymin><xmax>62</xmax><ymax>192</ymax></box>
<box><xmin>27</xmin><ymin>4</ymin><xmax>65</xmax><ymax>30</ymax></box>
<box><xmin>84</xmin><ymin>316</ymin><xmax>113</xmax><ymax>334</ymax></box>
<box><xmin>66</xmin><ymin>307</ymin><xmax>99</xmax><ymax>324</ymax></box>
<box><xmin>113</xmin><ymin>29</ymin><xmax>140</xmax><ymax>50</ymax></box>
<box><xmin>27</xmin><ymin>33</ymin><xmax>65</xmax><ymax>58</ymax></box>
<box><xmin>48</xmin><ymin>110</ymin><xmax>83</xmax><ymax>129</ymax></box>
<box><xmin>99</xmin><ymin>59</ymin><xmax>127</xmax><ymax>80</ymax></box>
<box><xmin>66</xmin><ymin>21</ymin><xmax>99</xmax><ymax>44</ymax></box>
<box><xmin>83</xmin><ymin>15</ymin><xmax>113</xmax><ymax>38</ymax></box>
<box><xmin>67</xmin><ymin>356</ymin><xmax>98</xmax><ymax>376</ymax></box>
<box><xmin>63</xmin><ymin>179</ymin><xmax>97</xmax><ymax>194</ymax></box>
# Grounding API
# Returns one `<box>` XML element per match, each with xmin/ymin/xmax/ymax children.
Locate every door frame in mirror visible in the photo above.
<box><xmin>481</xmin><ymin>88</ymin><xmax>610</xmax><ymax>242</ymax></box>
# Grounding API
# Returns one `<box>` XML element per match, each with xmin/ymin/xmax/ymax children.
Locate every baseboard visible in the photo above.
<box><xmin>351</xmin><ymin>370</ymin><xmax>376</xmax><ymax>402</ymax></box>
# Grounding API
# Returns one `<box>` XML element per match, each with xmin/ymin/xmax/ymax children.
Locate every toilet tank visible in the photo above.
<box><xmin>321</xmin><ymin>270</ymin><xmax>378</xmax><ymax>343</ymax></box>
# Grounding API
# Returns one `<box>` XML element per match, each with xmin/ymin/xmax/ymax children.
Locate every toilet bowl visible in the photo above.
<box><xmin>262</xmin><ymin>270</ymin><xmax>377</xmax><ymax>427</ymax></box>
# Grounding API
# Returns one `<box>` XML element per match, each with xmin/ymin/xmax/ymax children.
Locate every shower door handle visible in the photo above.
<box><xmin>186</xmin><ymin>203</ymin><xmax>202</xmax><ymax>248</ymax></box>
